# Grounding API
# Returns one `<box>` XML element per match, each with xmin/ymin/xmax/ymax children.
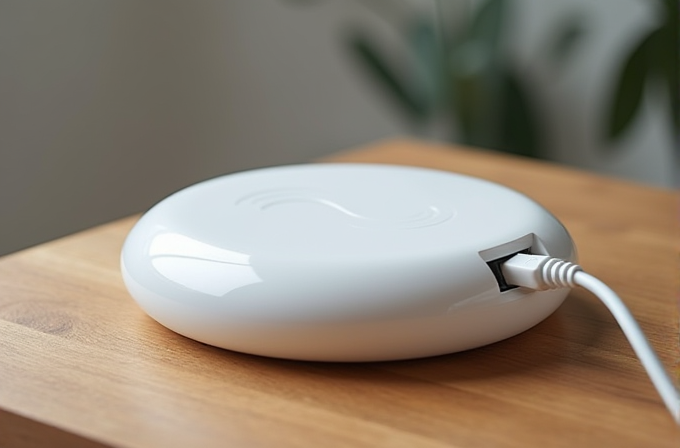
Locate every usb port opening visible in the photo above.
<box><xmin>486</xmin><ymin>249</ymin><xmax>531</xmax><ymax>292</ymax></box>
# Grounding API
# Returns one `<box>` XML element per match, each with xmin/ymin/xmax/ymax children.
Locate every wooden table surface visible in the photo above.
<box><xmin>1</xmin><ymin>139</ymin><xmax>679</xmax><ymax>447</ymax></box>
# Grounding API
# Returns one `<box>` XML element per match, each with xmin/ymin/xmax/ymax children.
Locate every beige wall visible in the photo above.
<box><xmin>0</xmin><ymin>0</ymin><xmax>675</xmax><ymax>256</ymax></box>
<box><xmin>0</xmin><ymin>1</ymin><xmax>402</xmax><ymax>255</ymax></box>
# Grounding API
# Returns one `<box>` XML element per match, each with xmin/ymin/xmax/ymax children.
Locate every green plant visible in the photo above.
<box><xmin>605</xmin><ymin>0</ymin><xmax>678</xmax><ymax>145</ymax></box>
<box><xmin>350</xmin><ymin>0</ymin><xmax>547</xmax><ymax>157</ymax></box>
<box><xmin>287</xmin><ymin>0</ymin><xmax>585</xmax><ymax>158</ymax></box>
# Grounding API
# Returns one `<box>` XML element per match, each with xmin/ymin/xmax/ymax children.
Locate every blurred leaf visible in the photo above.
<box><xmin>546</xmin><ymin>14</ymin><xmax>587</xmax><ymax>66</ymax></box>
<box><xmin>468</xmin><ymin>0</ymin><xmax>506</xmax><ymax>53</ymax></box>
<box><xmin>451</xmin><ymin>72</ymin><xmax>486</xmax><ymax>146</ymax></box>
<box><xmin>658</xmin><ymin>0</ymin><xmax>679</xmax><ymax>132</ymax></box>
<box><xmin>499</xmin><ymin>69</ymin><xmax>541</xmax><ymax>157</ymax></box>
<box><xmin>347</xmin><ymin>32</ymin><xmax>431</xmax><ymax>122</ymax></box>
<box><xmin>663</xmin><ymin>0</ymin><xmax>677</xmax><ymax>15</ymax></box>
<box><xmin>407</xmin><ymin>18</ymin><xmax>444</xmax><ymax>110</ymax></box>
<box><xmin>455</xmin><ymin>0</ymin><xmax>509</xmax><ymax>146</ymax></box>
<box><xmin>654</xmin><ymin>32</ymin><xmax>679</xmax><ymax>132</ymax></box>
<box><xmin>606</xmin><ymin>28</ymin><xmax>659</xmax><ymax>140</ymax></box>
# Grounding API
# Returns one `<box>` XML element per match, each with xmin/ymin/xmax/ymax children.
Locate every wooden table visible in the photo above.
<box><xmin>1</xmin><ymin>139</ymin><xmax>678</xmax><ymax>447</ymax></box>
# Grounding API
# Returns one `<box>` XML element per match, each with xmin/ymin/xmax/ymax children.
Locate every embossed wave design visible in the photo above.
<box><xmin>236</xmin><ymin>189</ymin><xmax>453</xmax><ymax>230</ymax></box>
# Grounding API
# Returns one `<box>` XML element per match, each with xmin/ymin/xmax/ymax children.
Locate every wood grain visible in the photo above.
<box><xmin>0</xmin><ymin>139</ymin><xmax>678</xmax><ymax>447</ymax></box>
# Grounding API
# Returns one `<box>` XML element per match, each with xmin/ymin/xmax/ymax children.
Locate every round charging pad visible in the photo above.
<box><xmin>121</xmin><ymin>164</ymin><xmax>576</xmax><ymax>361</ymax></box>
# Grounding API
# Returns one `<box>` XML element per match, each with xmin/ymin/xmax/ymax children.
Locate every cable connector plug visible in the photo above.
<box><xmin>501</xmin><ymin>253</ymin><xmax>582</xmax><ymax>290</ymax></box>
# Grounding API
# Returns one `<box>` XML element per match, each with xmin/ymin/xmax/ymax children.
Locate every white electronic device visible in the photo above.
<box><xmin>121</xmin><ymin>164</ymin><xmax>576</xmax><ymax>361</ymax></box>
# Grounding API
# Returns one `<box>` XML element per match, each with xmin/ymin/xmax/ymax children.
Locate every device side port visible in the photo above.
<box><xmin>486</xmin><ymin>249</ymin><xmax>531</xmax><ymax>292</ymax></box>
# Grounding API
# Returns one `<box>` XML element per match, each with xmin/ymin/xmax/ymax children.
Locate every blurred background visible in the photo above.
<box><xmin>1</xmin><ymin>0</ymin><xmax>677</xmax><ymax>256</ymax></box>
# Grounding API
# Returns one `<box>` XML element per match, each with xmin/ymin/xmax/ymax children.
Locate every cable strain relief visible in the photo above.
<box><xmin>541</xmin><ymin>258</ymin><xmax>582</xmax><ymax>289</ymax></box>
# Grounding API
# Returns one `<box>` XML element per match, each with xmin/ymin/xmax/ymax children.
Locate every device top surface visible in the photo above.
<box><xmin>131</xmin><ymin>164</ymin><xmax>558</xmax><ymax>262</ymax></box>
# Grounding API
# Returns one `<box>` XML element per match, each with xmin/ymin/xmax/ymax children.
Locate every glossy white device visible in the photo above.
<box><xmin>121</xmin><ymin>164</ymin><xmax>576</xmax><ymax>361</ymax></box>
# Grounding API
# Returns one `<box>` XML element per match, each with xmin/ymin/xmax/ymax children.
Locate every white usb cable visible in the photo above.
<box><xmin>501</xmin><ymin>253</ymin><xmax>680</xmax><ymax>423</ymax></box>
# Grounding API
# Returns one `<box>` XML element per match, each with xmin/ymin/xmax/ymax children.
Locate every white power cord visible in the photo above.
<box><xmin>502</xmin><ymin>253</ymin><xmax>680</xmax><ymax>424</ymax></box>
